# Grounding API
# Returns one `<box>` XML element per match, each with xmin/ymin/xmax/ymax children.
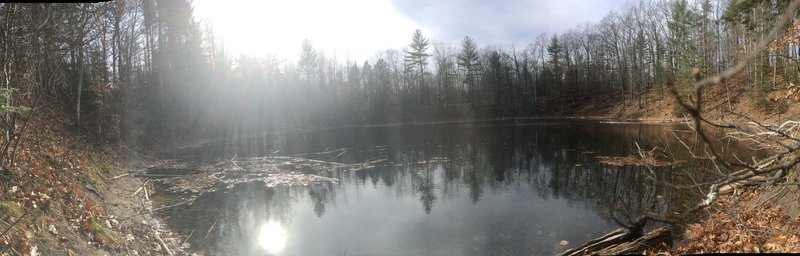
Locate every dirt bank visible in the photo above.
<box><xmin>547</xmin><ymin>78</ymin><xmax>800</xmax><ymax>126</ymax></box>
<box><xmin>0</xmin><ymin>108</ymin><xmax>187</xmax><ymax>256</ymax></box>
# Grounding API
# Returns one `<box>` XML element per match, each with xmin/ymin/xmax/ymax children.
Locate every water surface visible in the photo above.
<box><xmin>152</xmin><ymin>120</ymin><xmax>726</xmax><ymax>255</ymax></box>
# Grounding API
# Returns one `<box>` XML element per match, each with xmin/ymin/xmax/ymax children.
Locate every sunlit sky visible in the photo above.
<box><xmin>192</xmin><ymin>0</ymin><xmax>628</xmax><ymax>63</ymax></box>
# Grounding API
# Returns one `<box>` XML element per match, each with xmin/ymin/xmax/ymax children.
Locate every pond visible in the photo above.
<box><xmin>149</xmin><ymin>120</ymin><xmax>737</xmax><ymax>256</ymax></box>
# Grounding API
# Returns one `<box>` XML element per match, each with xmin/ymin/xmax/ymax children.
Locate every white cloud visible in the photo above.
<box><xmin>193</xmin><ymin>0</ymin><xmax>426</xmax><ymax>63</ymax></box>
<box><xmin>390</xmin><ymin>0</ymin><xmax>629</xmax><ymax>46</ymax></box>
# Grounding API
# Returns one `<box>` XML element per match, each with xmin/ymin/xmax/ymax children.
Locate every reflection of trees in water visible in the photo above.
<box><xmin>255</xmin><ymin>123</ymin><xmax>730</xmax><ymax>221</ymax></box>
<box><xmin>326</xmin><ymin>123</ymin><xmax>710</xmax><ymax>219</ymax></box>
<box><xmin>308</xmin><ymin>182</ymin><xmax>336</xmax><ymax>217</ymax></box>
<box><xmin>197</xmin><ymin>126</ymin><xmax>724</xmax><ymax>217</ymax></box>
<box><xmin>157</xmin><ymin>122</ymin><xmax>751</xmax><ymax>255</ymax></box>
<box><xmin>516</xmin><ymin>125</ymin><xmax>698</xmax><ymax>219</ymax></box>
<box><xmin>413</xmin><ymin>163</ymin><xmax>438</xmax><ymax>214</ymax></box>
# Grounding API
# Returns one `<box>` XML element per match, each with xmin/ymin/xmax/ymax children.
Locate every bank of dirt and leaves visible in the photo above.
<box><xmin>0</xmin><ymin>106</ymin><xmax>188</xmax><ymax>255</ymax></box>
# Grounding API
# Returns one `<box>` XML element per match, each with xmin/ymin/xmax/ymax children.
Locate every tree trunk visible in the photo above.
<box><xmin>76</xmin><ymin>49</ymin><xmax>83</xmax><ymax>126</ymax></box>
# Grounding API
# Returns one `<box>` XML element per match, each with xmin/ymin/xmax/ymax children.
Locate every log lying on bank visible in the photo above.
<box><xmin>718</xmin><ymin>174</ymin><xmax>774</xmax><ymax>196</ymax></box>
<box><xmin>593</xmin><ymin>227</ymin><xmax>671</xmax><ymax>255</ymax></box>
<box><xmin>557</xmin><ymin>218</ymin><xmax>671</xmax><ymax>256</ymax></box>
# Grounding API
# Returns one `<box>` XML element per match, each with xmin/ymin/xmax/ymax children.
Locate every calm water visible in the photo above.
<box><xmin>151</xmin><ymin>120</ymin><xmax>728</xmax><ymax>256</ymax></box>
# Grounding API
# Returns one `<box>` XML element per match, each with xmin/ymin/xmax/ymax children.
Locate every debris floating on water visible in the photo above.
<box><xmin>595</xmin><ymin>156</ymin><xmax>685</xmax><ymax>167</ymax></box>
<box><xmin>148</xmin><ymin>156</ymin><xmax>386</xmax><ymax>196</ymax></box>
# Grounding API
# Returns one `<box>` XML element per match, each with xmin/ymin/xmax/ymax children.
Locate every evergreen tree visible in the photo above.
<box><xmin>457</xmin><ymin>36</ymin><xmax>480</xmax><ymax>93</ymax></box>
<box><xmin>299</xmin><ymin>38</ymin><xmax>318</xmax><ymax>83</ymax></box>
<box><xmin>404</xmin><ymin>29</ymin><xmax>431</xmax><ymax>95</ymax></box>
<box><xmin>668</xmin><ymin>0</ymin><xmax>698</xmax><ymax>79</ymax></box>
<box><xmin>547</xmin><ymin>35</ymin><xmax>563</xmax><ymax>85</ymax></box>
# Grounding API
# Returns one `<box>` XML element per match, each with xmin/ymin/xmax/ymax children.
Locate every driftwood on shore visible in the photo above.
<box><xmin>593</xmin><ymin>227</ymin><xmax>671</xmax><ymax>255</ymax></box>
<box><xmin>557</xmin><ymin>218</ymin><xmax>671</xmax><ymax>256</ymax></box>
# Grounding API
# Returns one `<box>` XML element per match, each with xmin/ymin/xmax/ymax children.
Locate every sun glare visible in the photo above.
<box><xmin>192</xmin><ymin>0</ymin><xmax>423</xmax><ymax>62</ymax></box>
<box><xmin>257</xmin><ymin>219</ymin><xmax>288</xmax><ymax>254</ymax></box>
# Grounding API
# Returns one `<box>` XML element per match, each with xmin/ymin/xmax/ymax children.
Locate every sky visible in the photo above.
<box><xmin>192</xmin><ymin>0</ymin><xmax>629</xmax><ymax>63</ymax></box>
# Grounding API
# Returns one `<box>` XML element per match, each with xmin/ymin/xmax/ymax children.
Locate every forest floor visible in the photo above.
<box><xmin>545</xmin><ymin>78</ymin><xmax>800</xmax><ymax>253</ymax></box>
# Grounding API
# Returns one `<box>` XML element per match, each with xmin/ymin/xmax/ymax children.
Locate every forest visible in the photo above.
<box><xmin>1</xmin><ymin>0</ymin><xmax>800</xmax><ymax>255</ymax></box>
<box><xmin>0</xmin><ymin>0</ymin><xmax>796</xmax><ymax>149</ymax></box>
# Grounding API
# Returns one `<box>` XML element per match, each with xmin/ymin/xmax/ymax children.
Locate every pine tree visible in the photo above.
<box><xmin>404</xmin><ymin>29</ymin><xmax>431</xmax><ymax>95</ymax></box>
<box><xmin>668</xmin><ymin>0</ymin><xmax>698</xmax><ymax>80</ymax></box>
<box><xmin>457</xmin><ymin>36</ymin><xmax>480</xmax><ymax>92</ymax></box>
<box><xmin>547</xmin><ymin>35</ymin><xmax>563</xmax><ymax>86</ymax></box>
<box><xmin>299</xmin><ymin>39</ymin><xmax>318</xmax><ymax>83</ymax></box>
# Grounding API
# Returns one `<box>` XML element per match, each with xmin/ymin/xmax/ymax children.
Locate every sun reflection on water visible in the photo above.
<box><xmin>257</xmin><ymin>219</ymin><xmax>287</xmax><ymax>254</ymax></box>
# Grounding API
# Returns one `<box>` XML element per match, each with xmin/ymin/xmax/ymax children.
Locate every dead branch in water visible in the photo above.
<box><xmin>289</xmin><ymin>147</ymin><xmax>349</xmax><ymax>158</ymax></box>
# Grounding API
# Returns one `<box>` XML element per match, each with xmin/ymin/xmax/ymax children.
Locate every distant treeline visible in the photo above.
<box><xmin>0</xmin><ymin>0</ymin><xmax>796</xmax><ymax>148</ymax></box>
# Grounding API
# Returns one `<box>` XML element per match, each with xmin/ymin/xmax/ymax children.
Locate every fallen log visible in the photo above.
<box><xmin>557</xmin><ymin>228</ymin><xmax>633</xmax><ymax>256</ymax></box>
<box><xmin>557</xmin><ymin>218</ymin><xmax>646</xmax><ymax>256</ymax></box>
<box><xmin>556</xmin><ymin>218</ymin><xmax>671</xmax><ymax>256</ymax></box>
<box><xmin>717</xmin><ymin>171</ymin><xmax>785</xmax><ymax>196</ymax></box>
<box><xmin>593</xmin><ymin>227</ymin><xmax>671</xmax><ymax>255</ymax></box>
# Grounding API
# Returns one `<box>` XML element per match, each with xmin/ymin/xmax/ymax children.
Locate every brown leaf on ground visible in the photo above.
<box><xmin>674</xmin><ymin>188</ymin><xmax>800</xmax><ymax>254</ymax></box>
